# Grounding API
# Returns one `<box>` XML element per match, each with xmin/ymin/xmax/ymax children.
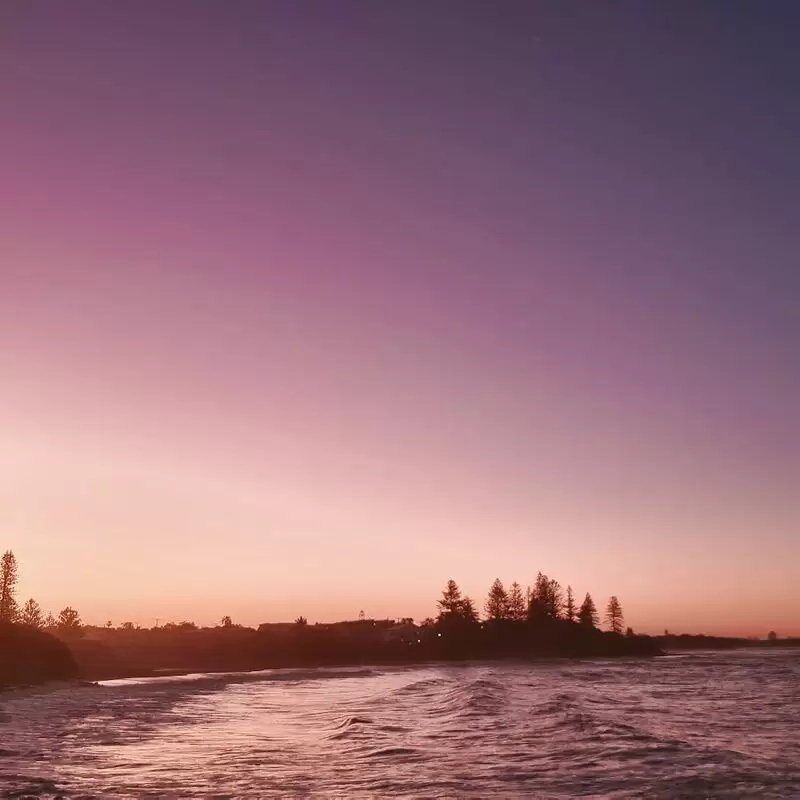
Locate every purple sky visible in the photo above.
<box><xmin>2</xmin><ymin>2</ymin><xmax>798</xmax><ymax>634</ymax></box>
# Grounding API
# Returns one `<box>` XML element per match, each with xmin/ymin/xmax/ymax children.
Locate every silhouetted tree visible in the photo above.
<box><xmin>625</xmin><ymin>627</ymin><xmax>634</xmax><ymax>638</ymax></box>
<box><xmin>527</xmin><ymin>572</ymin><xmax>547</xmax><ymax>620</ymax></box>
<box><xmin>528</xmin><ymin>573</ymin><xmax>562</xmax><ymax>620</ymax></box>
<box><xmin>295</xmin><ymin>616</ymin><xmax>308</xmax><ymax>626</ymax></box>
<box><xmin>21</xmin><ymin>598</ymin><xmax>43</xmax><ymax>629</ymax></box>
<box><xmin>119</xmin><ymin>621</ymin><xmax>136</xmax><ymax>631</ymax></box>
<box><xmin>0</xmin><ymin>550</ymin><xmax>19</xmax><ymax>623</ymax></box>
<box><xmin>57</xmin><ymin>607</ymin><xmax>82</xmax><ymax>636</ymax></box>
<box><xmin>437</xmin><ymin>579</ymin><xmax>463</xmax><ymax>620</ymax></box>
<box><xmin>605</xmin><ymin>596</ymin><xmax>624</xmax><ymax>634</ymax></box>
<box><xmin>163</xmin><ymin>621</ymin><xmax>197</xmax><ymax>631</ymax></box>
<box><xmin>547</xmin><ymin>579</ymin><xmax>564</xmax><ymax>619</ymax></box>
<box><xmin>578</xmin><ymin>593</ymin><xmax>598</xmax><ymax>628</ymax></box>
<box><xmin>460</xmin><ymin>596</ymin><xmax>479</xmax><ymax>624</ymax></box>
<box><xmin>44</xmin><ymin>612</ymin><xmax>56</xmax><ymax>629</ymax></box>
<box><xmin>767</xmin><ymin>630</ymin><xmax>777</xmax><ymax>641</ymax></box>
<box><xmin>220</xmin><ymin>615</ymin><xmax>233</xmax><ymax>628</ymax></box>
<box><xmin>484</xmin><ymin>578</ymin><xmax>509</xmax><ymax>621</ymax></box>
<box><xmin>507</xmin><ymin>582</ymin><xmax>526</xmax><ymax>622</ymax></box>
<box><xmin>564</xmin><ymin>586</ymin><xmax>576</xmax><ymax>622</ymax></box>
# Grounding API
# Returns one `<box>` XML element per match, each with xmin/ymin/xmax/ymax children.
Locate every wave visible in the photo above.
<box><xmin>327</xmin><ymin>714</ymin><xmax>376</xmax><ymax>740</ymax></box>
<box><xmin>5</xmin><ymin>651</ymin><xmax>798</xmax><ymax>798</ymax></box>
<box><xmin>462</xmin><ymin>677</ymin><xmax>508</xmax><ymax>716</ymax></box>
<box><xmin>391</xmin><ymin>675</ymin><xmax>451</xmax><ymax>697</ymax></box>
<box><xmin>364</xmin><ymin>746</ymin><xmax>420</xmax><ymax>760</ymax></box>
<box><xmin>100</xmin><ymin>666</ymin><xmax>380</xmax><ymax>691</ymax></box>
<box><xmin>333</xmin><ymin>714</ymin><xmax>374</xmax><ymax>729</ymax></box>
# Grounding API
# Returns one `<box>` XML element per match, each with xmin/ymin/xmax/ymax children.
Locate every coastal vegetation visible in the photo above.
<box><xmin>2</xmin><ymin>550</ymin><xmax>795</xmax><ymax>686</ymax></box>
<box><xmin>0</xmin><ymin>622</ymin><xmax>79</xmax><ymax>687</ymax></box>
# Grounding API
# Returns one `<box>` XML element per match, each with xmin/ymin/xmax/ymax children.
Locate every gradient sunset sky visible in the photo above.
<box><xmin>2</xmin><ymin>2</ymin><xmax>798</xmax><ymax>635</ymax></box>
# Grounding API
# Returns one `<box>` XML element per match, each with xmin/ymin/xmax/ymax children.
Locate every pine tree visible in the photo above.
<box><xmin>484</xmin><ymin>578</ymin><xmax>509</xmax><ymax>621</ymax></box>
<box><xmin>507</xmin><ymin>581</ymin><xmax>527</xmax><ymax>622</ymax></box>
<box><xmin>565</xmin><ymin>585</ymin><xmax>577</xmax><ymax>622</ymax></box>
<box><xmin>0</xmin><ymin>550</ymin><xmax>19</xmax><ymax>623</ymax></box>
<box><xmin>437</xmin><ymin>580</ymin><xmax>479</xmax><ymax>626</ymax></box>
<box><xmin>605</xmin><ymin>596</ymin><xmax>624</xmax><ymax>634</ymax></box>
<box><xmin>437</xmin><ymin>579</ymin><xmax>463</xmax><ymax>620</ymax></box>
<box><xmin>578</xmin><ymin>592</ymin><xmax>599</xmax><ymax>628</ymax></box>
<box><xmin>528</xmin><ymin>573</ymin><xmax>563</xmax><ymax>620</ymax></box>
<box><xmin>528</xmin><ymin>572</ymin><xmax>549</xmax><ymax>620</ymax></box>
<box><xmin>44</xmin><ymin>612</ymin><xmax>56</xmax><ymax>629</ymax></box>
<box><xmin>21</xmin><ymin>598</ymin><xmax>43</xmax><ymax>628</ymax></box>
<box><xmin>546</xmin><ymin>578</ymin><xmax>564</xmax><ymax>619</ymax></box>
<box><xmin>460</xmin><ymin>596</ymin><xmax>479</xmax><ymax>624</ymax></box>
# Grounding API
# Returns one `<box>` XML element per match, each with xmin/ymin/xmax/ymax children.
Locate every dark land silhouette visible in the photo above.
<box><xmin>654</xmin><ymin>632</ymin><xmax>800</xmax><ymax>651</ymax></box>
<box><xmin>0</xmin><ymin>623</ymin><xmax>79</xmax><ymax>687</ymax></box>
<box><xmin>1</xmin><ymin>552</ymin><xmax>796</xmax><ymax>688</ymax></box>
<box><xmin>35</xmin><ymin>613</ymin><xmax>662</xmax><ymax>685</ymax></box>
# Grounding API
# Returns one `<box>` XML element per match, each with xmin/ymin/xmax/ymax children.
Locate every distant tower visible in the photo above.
<box><xmin>358</xmin><ymin>609</ymin><xmax>365</xmax><ymax>621</ymax></box>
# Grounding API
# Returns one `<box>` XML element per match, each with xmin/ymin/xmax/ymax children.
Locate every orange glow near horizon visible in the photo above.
<box><xmin>3</xmin><ymin>396</ymin><xmax>797</xmax><ymax>638</ymax></box>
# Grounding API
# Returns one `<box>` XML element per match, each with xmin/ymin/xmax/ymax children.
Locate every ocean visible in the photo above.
<box><xmin>1</xmin><ymin>649</ymin><xmax>798</xmax><ymax>798</ymax></box>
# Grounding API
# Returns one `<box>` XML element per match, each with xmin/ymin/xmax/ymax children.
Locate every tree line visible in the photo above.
<box><xmin>0</xmin><ymin>550</ymin><xmax>82</xmax><ymax>635</ymax></box>
<box><xmin>2</xmin><ymin>548</ymin><xmax>626</xmax><ymax>636</ymax></box>
<box><xmin>436</xmin><ymin>574</ymin><xmax>626</xmax><ymax>634</ymax></box>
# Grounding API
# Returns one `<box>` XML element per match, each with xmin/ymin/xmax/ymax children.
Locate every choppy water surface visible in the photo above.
<box><xmin>1</xmin><ymin>650</ymin><xmax>798</xmax><ymax>798</ymax></box>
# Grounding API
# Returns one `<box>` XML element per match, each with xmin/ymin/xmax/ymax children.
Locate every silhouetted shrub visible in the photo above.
<box><xmin>0</xmin><ymin>623</ymin><xmax>79</xmax><ymax>687</ymax></box>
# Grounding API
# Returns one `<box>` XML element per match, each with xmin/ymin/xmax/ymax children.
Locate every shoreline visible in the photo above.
<box><xmin>3</xmin><ymin>651</ymin><xmax>666</xmax><ymax>694</ymax></box>
<box><xmin>9</xmin><ymin>645</ymin><xmax>800</xmax><ymax>695</ymax></box>
<box><xmin>0</xmin><ymin>679</ymin><xmax>99</xmax><ymax>697</ymax></box>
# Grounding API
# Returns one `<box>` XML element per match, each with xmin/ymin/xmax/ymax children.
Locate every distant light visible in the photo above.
<box><xmin>437</xmin><ymin>632</ymin><xmax>442</xmax><ymax>637</ymax></box>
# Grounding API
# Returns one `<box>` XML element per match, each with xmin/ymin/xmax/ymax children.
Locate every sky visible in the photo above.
<box><xmin>1</xmin><ymin>1</ymin><xmax>798</xmax><ymax>635</ymax></box>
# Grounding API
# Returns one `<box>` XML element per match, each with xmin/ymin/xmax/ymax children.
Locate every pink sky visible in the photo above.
<box><xmin>1</xmin><ymin>3</ymin><xmax>798</xmax><ymax>635</ymax></box>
